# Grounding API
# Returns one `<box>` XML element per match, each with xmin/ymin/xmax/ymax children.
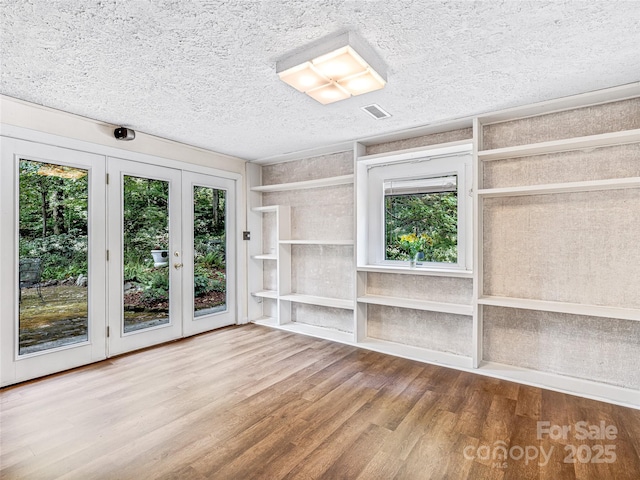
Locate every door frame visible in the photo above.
<box><xmin>0</xmin><ymin>125</ymin><xmax>246</xmax><ymax>387</ymax></box>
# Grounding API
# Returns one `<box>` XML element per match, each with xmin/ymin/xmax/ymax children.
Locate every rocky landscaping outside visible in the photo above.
<box><xmin>20</xmin><ymin>273</ymin><xmax>227</xmax><ymax>354</ymax></box>
<box><xmin>19</xmin><ymin>282</ymin><xmax>88</xmax><ymax>355</ymax></box>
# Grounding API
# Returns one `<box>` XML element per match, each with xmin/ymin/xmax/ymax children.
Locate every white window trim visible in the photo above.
<box><xmin>357</xmin><ymin>143</ymin><xmax>473</xmax><ymax>273</ymax></box>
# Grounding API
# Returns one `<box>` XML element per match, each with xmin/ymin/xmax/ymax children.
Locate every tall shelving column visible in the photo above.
<box><xmin>249</xmin><ymin>205</ymin><xmax>280</xmax><ymax>325</ymax></box>
<box><xmin>353</xmin><ymin>142</ymin><xmax>368</xmax><ymax>343</ymax></box>
<box><xmin>353</xmin><ymin>139</ymin><xmax>475</xmax><ymax>369</ymax></box>
<box><xmin>248</xmin><ymin>205</ymin><xmax>291</xmax><ymax>325</ymax></box>
<box><xmin>473</xmin><ymin>91</ymin><xmax>640</xmax><ymax>408</ymax></box>
<box><xmin>471</xmin><ymin>117</ymin><xmax>483</xmax><ymax>368</ymax></box>
<box><xmin>275</xmin><ymin>205</ymin><xmax>291</xmax><ymax>325</ymax></box>
<box><xmin>249</xmin><ymin>173</ymin><xmax>356</xmax><ymax>342</ymax></box>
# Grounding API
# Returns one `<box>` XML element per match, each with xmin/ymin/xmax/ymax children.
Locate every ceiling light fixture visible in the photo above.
<box><xmin>277</xmin><ymin>32</ymin><xmax>387</xmax><ymax>105</ymax></box>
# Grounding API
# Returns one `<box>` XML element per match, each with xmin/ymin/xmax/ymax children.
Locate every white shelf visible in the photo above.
<box><xmin>251</xmin><ymin>316</ymin><xmax>278</xmax><ymax>326</ymax></box>
<box><xmin>477</xmin><ymin>177</ymin><xmax>640</xmax><ymax>197</ymax></box>
<box><xmin>479</xmin><ymin>296</ymin><xmax>640</xmax><ymax>322</ymax></box>
<box><xmin>251</xmin><ymin>205</ymin><xmax>278</xmax><ymax>213</ymax></box>
<box><xmin>279</xmin><ymin>239</ymin><xmax>354</xmax><ymax>245</ymax></box>
<box><xmin>358</xmin><ymin>338</ymin><xmax>473</xmax><ymax>369</ymax></box>
<box><xmin>357</xmin><ymin>265</ymin><xmax>473</xmax><ymax>278</ymax></box>
<box><xmin>253</xmin><ymin>321</ymin><xmax>355</xmax><ymax>344</ymax></box>
<box><xmin>250</xmin><ymin>323</ymin><xmax>472</xmax><ymax>370</ymax></box>
<box><xmin>250</xmin><ymin>174</ymin><xmax>354</xmax><ymax>192</ymax></box>
<box><xmin>251</xmin><ymin>253</ymin><xmax>277</xmax><ymax>260</ymax></box>
<box><xmin>356</xmin><ymin>140</ymin><xmax>472</xmax><ymax>164</ymax></box>
<box><xmin>478</xmin><ymin>361</ymin><xmax>640</xmax><ymax>410</ymax></box>
<box><xmin>358</xmin><ymin>294</ymin><xmax>473</xmax><ymax>316</ymax></box>
<box><xmin>252</xmin><ymin>290</ymin><xmax>278</xmax><ymax>299</ymax></box>
<box><xmin>279</xmin><ymin>293</ymin><xmax>354</xmax><ymax>310</ymax></box>
<box><xmin>478</xmin><ymin>128</ymin><xmax>640</xmax><ymax>161</ymax></box>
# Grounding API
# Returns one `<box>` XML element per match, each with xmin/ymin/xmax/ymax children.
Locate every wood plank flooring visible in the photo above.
<box><xmin>1</xmin><ymin>324</ymin><xmax>639</xmax><ymax>479</ymax></box>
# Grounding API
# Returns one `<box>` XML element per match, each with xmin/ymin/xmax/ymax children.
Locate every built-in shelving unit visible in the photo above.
<box><xmin>352</xmin><ymin>139</ymin><xmax>476</xmax><ymax>367</ymax></box>
<box><xmin>248</xmin><ymin>204</ymin><xmax>291</xmax><ymax>325</ymax></box>
<box><xmin>472</xmin><ymin>86</ymin><xmax>640</xmax><ymax>409</ymax></box>
<box><xmin>247</xmin><ymin>84</ymin><xmax>640</xmax><ymax>409</ymax></box>
<box><xmin>354</xmin><ymin>269</ymin><xmax>474</xmax><ymax>366</ymax></box>
<box><xmin>249</xmin><ymin>172</ymin><xmax>356</xmax><ymax>334</ymax></box>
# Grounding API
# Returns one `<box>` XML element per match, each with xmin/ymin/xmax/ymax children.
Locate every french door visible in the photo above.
<box><xmin>107</xmin><ymin>158</ymin><xmax>236</xmax><ymax>356</ymax></box>
<box><xmin>0</xmin><ymin>140</ymin><xmax>237</xmax><ymax>386</ymax></box>
<box><xmin>182</xmin><ymin>171</ymin><xmax>236</xmax><ymax>336</ymax></box>
<box><xmin>0</xmin><ymin>138</ymin><xmax>107</xmax><ymax>385</ymax></box>
<box><xmin>107</xmin><ymin>159</ymin><xmax>183</xmax><ymax>355</ymax></box>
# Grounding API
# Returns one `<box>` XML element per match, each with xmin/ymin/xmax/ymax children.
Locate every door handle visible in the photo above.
<box><xmin>174</xmin><ymin>263</ymin><xmax>183</xmax><ymax>269</ymax></box>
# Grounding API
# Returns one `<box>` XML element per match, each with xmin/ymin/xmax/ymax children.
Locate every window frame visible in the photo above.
<box><xmin>358</xmin><ymin>144</ymin><xmax>473</xmax><ymax>273</ymax></box>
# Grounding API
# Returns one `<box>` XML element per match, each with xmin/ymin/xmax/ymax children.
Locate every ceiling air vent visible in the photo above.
<box><xmin>361</xmin><ymin>104</ymin><xmax>391</xmax><ymax>120</ymax></box>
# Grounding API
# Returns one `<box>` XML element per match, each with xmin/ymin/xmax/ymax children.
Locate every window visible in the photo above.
<box><xmin>358</xmin><ymin>144</ymin><xmax>472</xmax><ymax>271</ymax></box>
<box><xmin>384</xmin><ymin>175</ymin><xmax>458</xmax><ymax>264</ymax></box>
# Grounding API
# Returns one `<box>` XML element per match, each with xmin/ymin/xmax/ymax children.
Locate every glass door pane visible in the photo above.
<box><xmin>18</xmin><ymin>160</ymin><xmax>89</xmax><ymax>355</ymax></box>
<box><xmin>123</xmin><ymin>175</ymin><xmax>170</xmax><ymax>332</ymax></box>
<box><xmin>193</xmin><ymin>186</ymin><xmax>226</xmax><ymax>317</ymax></box>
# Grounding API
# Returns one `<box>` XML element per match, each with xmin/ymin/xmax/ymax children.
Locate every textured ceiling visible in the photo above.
<box><xmin>1</xmin><ymin>1</ymin><xmax>639</xmax><ymax>161</ymax></box>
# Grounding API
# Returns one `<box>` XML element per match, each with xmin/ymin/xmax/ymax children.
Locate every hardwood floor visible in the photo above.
<box><xmin>1</xmin><ymin>324</ymin><xmax>639</xmax><ymax>479</ymax></box>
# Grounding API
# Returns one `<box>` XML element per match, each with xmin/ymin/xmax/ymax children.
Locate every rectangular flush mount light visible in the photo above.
<box><xmin>277</xmin><ymin>32</ymin><xmax>387</xmax><ymax>105</ymax></box>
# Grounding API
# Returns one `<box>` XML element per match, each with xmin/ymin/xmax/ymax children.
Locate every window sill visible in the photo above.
<box><xmin>356</xmin><ymin>265</ymin><xmax>473</xmax><ymax>278</ymax></box>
